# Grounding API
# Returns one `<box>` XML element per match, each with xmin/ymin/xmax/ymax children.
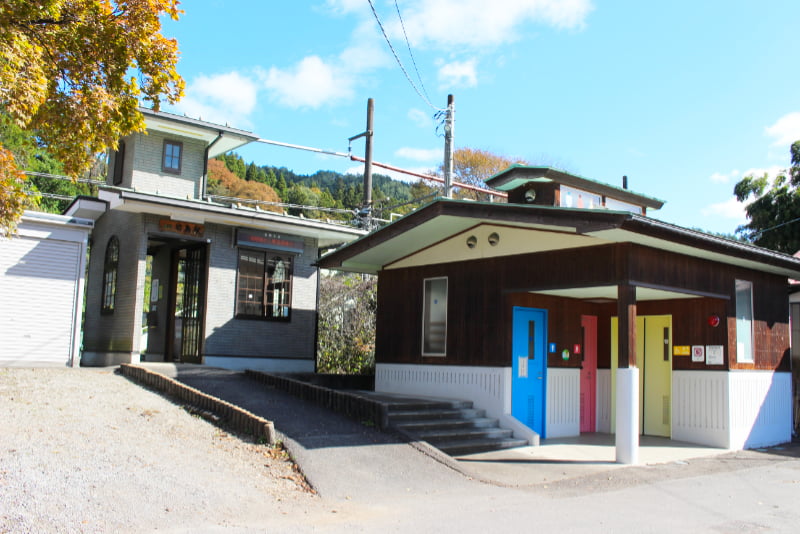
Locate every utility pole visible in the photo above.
<box><xmin>348</xmin><ymin>98</ymin><xmax>374</xmax><ymax>228</ymax></box>
<box><xmin>364</xmin><ymin>98</ymin><xmax>374</xmax><ymax>208</ymax></box>
<box><xmin>443</xmin><ymin>94</ymin><xmax>455</xmax><ymax>199</ymax></box>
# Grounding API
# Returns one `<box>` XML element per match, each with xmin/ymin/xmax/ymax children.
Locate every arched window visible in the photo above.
<box><xmin>101</xmin><ymin>236</ymin><xmax>120</xmax><ymax>313</ymax></box>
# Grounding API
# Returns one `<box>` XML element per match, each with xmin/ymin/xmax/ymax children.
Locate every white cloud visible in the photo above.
<box><xmin>174</xmin><ymin>71</ymin><xmax>258</xmax><ymax>127</ymax></box>
<box><xmin>709</xmin><ymin>166</ymin><xmax>783</xmax><ymax>185</ymax></box>
<box><xmin>701</xmin><ymin>196</ymin><xmax>747</xmax><ymax>221</ymax></box>
<box><xmin>263</xmin><ymin>56</ymin><xmax>354</xmax><ymax>109</ymax></box>
<box><xmin>408</xmin><ymin>108</ymin><xmax>433</xmax><ymax>128</ymax></box>
<box><xmin>395</xmin><ymin>147</ymin><xmax>442</xmax><ymax>162</ymax></box>
<box><xmin>438</xmin><ymin>59</ymin><xmax>478</xmax><ymax>89</ymax></box>
<box><xmin>709</xmin><ymin>169</ymin><xmax>739</xmax><ymax>184</ymax></box>
<box><xmin>766</xmin><ymin>112</ymin><xmax>800</xmax><ymax>146</ymax></box>
<box><xmin>389</xmin><ymin>0</ymin><xmax>594</xmax><ymax>49</ymax></box>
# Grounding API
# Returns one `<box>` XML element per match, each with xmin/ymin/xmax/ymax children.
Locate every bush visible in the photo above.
<box><xmin>317</xmin><ymin>272</ymin><xmax>376</xmax><ymax>374</ymax></box>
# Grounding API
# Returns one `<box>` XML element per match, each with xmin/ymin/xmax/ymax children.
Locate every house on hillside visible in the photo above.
<box><xmin>71</xmin><ymin>108</ymin><xmax>363</xmax><ymax>371</ymax></box>
<box><xmin>319</xmin><ymin>165</ymin><xmax>800</xmax><ymax>462</ymax></box>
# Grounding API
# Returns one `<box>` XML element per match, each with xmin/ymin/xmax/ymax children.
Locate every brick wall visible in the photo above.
<box><xmin>203</xmin><ymin>222</ymin><xmax>320</xmax><ymax>362</ymax></box>
<box><xmin>128</xmin><ymin>131</ymin><xmax>206</xmax><ymax>199</ymax></box>
<box><xmin>83</xmin><ymin>211</ymin><xmax>146</xmax><ymax>359</ymax></box>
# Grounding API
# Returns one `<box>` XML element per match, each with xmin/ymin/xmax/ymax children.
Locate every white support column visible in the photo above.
<box><xmin>615</xmin><ymin>367</ymin><xmax>639</xmax><ymax>464</ymax></box>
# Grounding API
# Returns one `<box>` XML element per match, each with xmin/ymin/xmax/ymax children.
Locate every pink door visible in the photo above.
<box><xmin>580</xmin><ymin>315</ymin><xmax>597</xmax><ymax>433</ymax></box>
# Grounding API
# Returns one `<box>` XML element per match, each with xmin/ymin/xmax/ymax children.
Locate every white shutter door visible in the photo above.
<box><xmin>0</xmin><ymin>236</ymin><xmax>81</xmax><ymax>365</ymax></box>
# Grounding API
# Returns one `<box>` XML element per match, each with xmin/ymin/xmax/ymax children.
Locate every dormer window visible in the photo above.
<box><xmin>162</xmin><ymin>140</ymin><xmax>183</xmax><ymax>174</ymax></box>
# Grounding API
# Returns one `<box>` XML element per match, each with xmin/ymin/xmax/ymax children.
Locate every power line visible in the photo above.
<box><xmin>393</xmin><ymin>0</ymin><xmax>431</xmax><ymax>106</ymax></box>
<box><xmin>751</xmin><ymin>216</ymin><xmax>800</xmax><ymax>239</ymax></box>
<box><xmin>366</xmin><ymin>0</ymin><xmax>442</xmax><ymax>111</ymax></box>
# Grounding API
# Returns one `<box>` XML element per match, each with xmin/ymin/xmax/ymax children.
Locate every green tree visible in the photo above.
<box><xmin>0</xmin><ymin>0</ymin><xmax>184</xmax><ymax>234</ymax></box>
<box><xmin>0</xmin><ymin>110</ymin><xmax>94</xmax><ymax>214</ymax></box>
<box><xmin>734</xmin><ymin>141</ymin><xmax>800</xmax><ymax>254</ymax></box>
<box><xmin>274</xmin><ymin>174</ymin><xmax>288</xmax><ymax>199</ymax></box>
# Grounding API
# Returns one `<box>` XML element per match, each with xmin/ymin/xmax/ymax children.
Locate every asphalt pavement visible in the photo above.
<box><xmin>137</xmin><ymin>363</ymin><xmax>800</xmax><ymax>501</ymax></box>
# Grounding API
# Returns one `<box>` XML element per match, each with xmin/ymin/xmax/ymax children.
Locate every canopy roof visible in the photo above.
<box><xmin>319</xmin><ymin>199</ymin><xmax>800</xmax><ymax>300</ymax></box>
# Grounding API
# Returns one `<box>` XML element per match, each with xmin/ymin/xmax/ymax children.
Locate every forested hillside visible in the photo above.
<box><xmin>213</xmin><ymin>153</ymin><xmax>438</xmax><ymax>221</ymax></box>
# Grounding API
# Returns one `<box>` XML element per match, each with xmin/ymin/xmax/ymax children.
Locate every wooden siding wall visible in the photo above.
<box><xmin>375</xmin><ymin>242</ymin><xmax>790</xmax><ymax>372</ymax></box>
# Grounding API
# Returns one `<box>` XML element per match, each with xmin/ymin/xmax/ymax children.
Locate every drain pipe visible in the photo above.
<box><xmin>202</xmin><ymin>131</ymin><xmax>225</xmax><ymax>200</ymax></box>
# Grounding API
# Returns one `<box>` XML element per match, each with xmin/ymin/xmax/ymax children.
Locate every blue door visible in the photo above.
<box><xmin>512</xmin><ymin>307</ymin><xmax>547</xmax><ymax>438</ymax></box>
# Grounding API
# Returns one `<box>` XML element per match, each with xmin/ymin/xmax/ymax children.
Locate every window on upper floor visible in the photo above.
<box><xmin>112</xmin><ymin>140</ymin><xmax>125</xmax><ymax>185</ymax></box>
<box><xmin>162</xmin><ymin>140</ymin><xmax>183</xmax><ymax>174</ymax></box>
<box><xmin>235</xmin><ymin>249</ymin><xmax>294</xmax><ymax>321</ymax></box>
<box><xmin>101</xmin><ymin>236</ymin><xmax>120</xmax><ymax>314</ymax></box>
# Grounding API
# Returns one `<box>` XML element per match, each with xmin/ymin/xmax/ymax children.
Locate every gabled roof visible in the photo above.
<box><xmin>318</xmin><ymin>199</ymin><xmax>800</xmax><ymax>282</ymax></box>
<box><xmin>140</xmin><ymin>108</ymin><xmax>259</xmax><ymax>158</ymax></box>
<box><xmin>486</xmin><ymin>165</ymin><xmax>665</xmax><ymax>210</ymax></box>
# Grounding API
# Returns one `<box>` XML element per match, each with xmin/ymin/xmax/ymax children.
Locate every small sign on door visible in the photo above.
<box><xmin>692</xmin><ymin>345</ymin><xmax>705</xmax><ymax>362</ymax></box>
<box><xmin>518</xmin><ymin>356</ymin><xmax>528</xmax><ymax>378</ymax></box>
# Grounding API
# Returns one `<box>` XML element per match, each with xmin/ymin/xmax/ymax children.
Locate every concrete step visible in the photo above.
<box><xmin>415</xmin><ymin>426</ymin><xmax>515</xmax><ymax>443</ymax></box>
<box><xmin>437</xmin><ymin>437</ymin><xmax>530</xmax><ymax>457</ymax></box>
<box><xmin>385</xmin><ymin>399</ymin><xmax>474</xmax><ymax>412</ymax></box>
<box><xmin>388</xmin><ymin>407</ymin><xmax>486</xmax><ymax>423</ymax></box>
<box><xmin>394</xmin><ymin>417</ymin><xmax>500</xmax><ymax>432</ymax></box>
<box><xmin>389</xmin><ymin>408</ymin><xmax>486</xmax><ymax>423</ymax></box>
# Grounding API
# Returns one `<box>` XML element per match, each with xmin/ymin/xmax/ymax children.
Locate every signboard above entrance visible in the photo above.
<box><xmin>159</xmin><ymin>218</ymin><xmax>204</xmax><ymax>237</ymax></box>
<box><xmin>236</xmin><ymin>228</ymin><xmax>304</xmax><ymax>254</ymax></box>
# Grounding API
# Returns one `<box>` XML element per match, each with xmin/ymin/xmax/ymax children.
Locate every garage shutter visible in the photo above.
<box><xmin>0</xmin><ymin>236</ymin><xmax>81</xmax><ymax>366</ymax></box>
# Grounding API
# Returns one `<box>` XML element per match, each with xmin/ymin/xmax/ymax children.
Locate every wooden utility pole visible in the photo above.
<box><xmin>364</xmin><ymin>98</ymin><xmax>374</xmax><ymax>208</ymax></box>
<box><xmin>348</xmin><ymin>98</ymin><xmax>375</xmax><ymax>228</ymax></box>
<box><xmin>443</xmin><ymin>94</ymin><xmax>454</xmax><ymax>199</ymax></box>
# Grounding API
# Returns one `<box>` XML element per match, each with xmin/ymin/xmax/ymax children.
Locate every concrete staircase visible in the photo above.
<box><xmin>385</xmin><ymin>397</ymin><xmax>528</xmax><ymax>456</ymax></box>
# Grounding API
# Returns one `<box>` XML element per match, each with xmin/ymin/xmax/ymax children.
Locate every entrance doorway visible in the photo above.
<box><xmin>512</xmin><ymin>307</ymin><xmax>547</xmax><ymax>438</ymax></box>
<box><xmin>169</xmin><ymin>245</ymin><xmax>207</xmax><ymax>363</ymax></box>
<box><xmin>611</xmin><ymin>315</ymin><xmax>672</xmax><ymax>437</ymax></box>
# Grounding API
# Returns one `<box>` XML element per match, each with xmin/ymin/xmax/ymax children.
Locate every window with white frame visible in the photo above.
<box><xmin>735</xmin><ymin>279</ymin><xmax>754</xmax><ymax>363</ymax></box>
<box><xmin>422</xmin><ymin>277</ymin><xmax>447</xmax><ymax>356</ymax></box>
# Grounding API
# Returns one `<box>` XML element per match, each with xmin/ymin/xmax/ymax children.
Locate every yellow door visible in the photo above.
<box><xmin>641</xmin><ymin>315</ymin><xmax>671</xmax><ymax>437</ymax></box>
<box><xmin>610</xmin><ymin>315</ymin><xmax>672</xmax><ymax>437</ymax></box>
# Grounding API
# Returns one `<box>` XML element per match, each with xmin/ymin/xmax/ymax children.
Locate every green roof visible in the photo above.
<box><xmin>486</xmin><ymin>165</ymin><xmax>665</xmax><ymax>210</ymax></box>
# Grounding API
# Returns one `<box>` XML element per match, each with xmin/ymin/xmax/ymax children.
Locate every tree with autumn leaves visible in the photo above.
<box><xmin>442</xmin><ymin>147</ymin><xmax>527</xmax><ymax>201</ymax></box>
<box><xmin>0</xmin><ymin>0</ymin><xmax>184</xmax><ymax>234</ymax></box>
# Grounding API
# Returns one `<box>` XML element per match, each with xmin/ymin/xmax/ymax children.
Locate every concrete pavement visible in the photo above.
<box><xmin>134</xmin><ymin>363</ymin><xmax>798</xmax><ymax>500</ymax></box>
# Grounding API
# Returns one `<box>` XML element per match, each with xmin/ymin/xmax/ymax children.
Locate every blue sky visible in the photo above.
<box><xmin>161</xmin><ymin>1</ymin><xmax>800</xmax><ymax>235</ymax></box>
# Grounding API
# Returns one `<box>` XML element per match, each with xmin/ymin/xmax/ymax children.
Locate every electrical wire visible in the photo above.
<box><xmin>367</xmin><ymin>0</ymin><xmax>443</xmax><ymax>112</ymax></box>
<box><xmin>750</xmin><ymin>216</ymin><xmax>800</xmax><ymax>239</ymax></box>
<box><xmin>393</xmin><ymin>0</ymin><xmax>432</xmax><ymax>106</ymax></box>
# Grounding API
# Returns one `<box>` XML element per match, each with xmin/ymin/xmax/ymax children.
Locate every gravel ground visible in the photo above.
<box><xmin>0</xmin><ymin>368</ymin><xmax>321</xmax><ymax>533</ymax></box>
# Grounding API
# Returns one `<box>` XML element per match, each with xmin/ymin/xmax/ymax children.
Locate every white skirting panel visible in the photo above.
<box><xmin>672</xmin><ymin>370</ymin><xmax>792</xmax><ymax>450</ymax></box>
<box><xmin>672</xmin><ymin>371</ymin><xmax>730</xmax><ymax>448</ymax></box>
<box><xmin>546</xmin><ymin>368</ymin><xmax>581</xmax><ymax>438</ymax></box>
<box><xmin>375</xmin><ymin>363</ymin><xmax>508</xmax><ymax>418</ymax></box>
<box><xmin>596</xmin><ymin>369</ymin><xmax>612</xmax><ymax>433</ymax></box>
<box><xmin>729</xmin><ymin>371</ymin><xmax>791</xmax><ymax>449</ymax></box>
<box><xmin>375</xmin><ymin>363</ymin><xmax>538</xmax><ymax>444</ymax></box>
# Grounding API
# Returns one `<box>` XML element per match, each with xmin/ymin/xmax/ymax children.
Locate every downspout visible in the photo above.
<box><xmin>202</xmin><ymin>131</ymin><xmax>225</xmax><ymax>200</ymax></box>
